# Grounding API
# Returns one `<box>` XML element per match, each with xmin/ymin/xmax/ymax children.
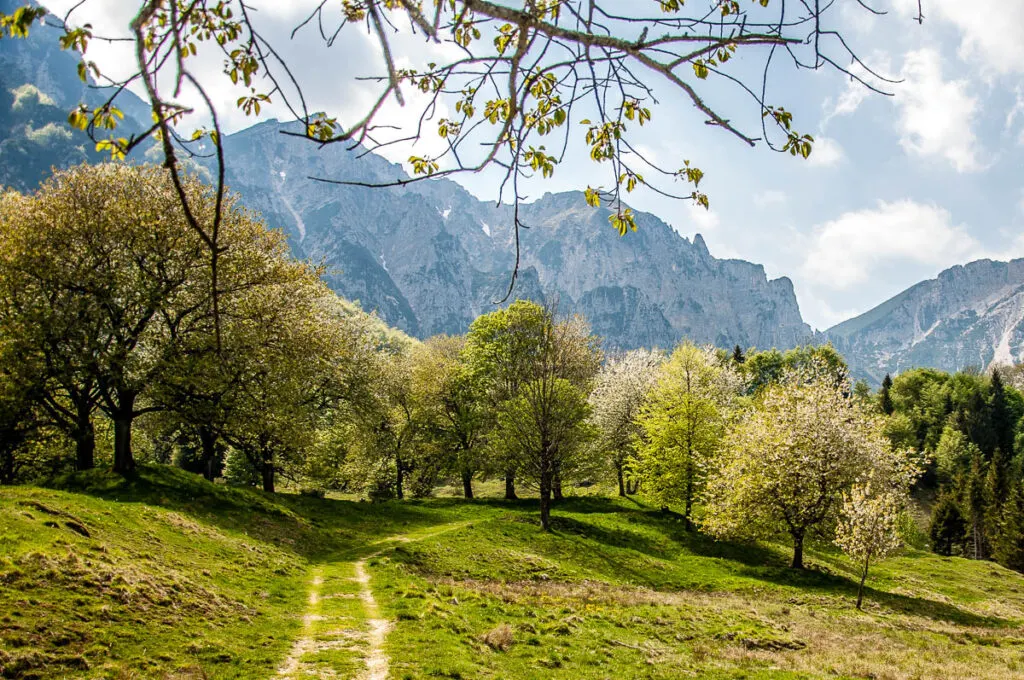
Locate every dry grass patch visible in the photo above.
<box><xmin>481</xmin><ymin>623</ymin><xmax>515</xmax><ymax>651</ymax></box>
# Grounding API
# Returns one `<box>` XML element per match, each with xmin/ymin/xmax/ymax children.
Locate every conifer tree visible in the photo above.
<box><xmin>929</xmin><ymin>492</ymin><xmax>967</xmax><ymax>556</ymax></box>
<box><xmin>993</xmin><ymin>480</ymin><xmax>1024</xmax><ymax>572</ymax></box>
<box><xmin>990</xmin><ymin>370</ymin><xmax>1015</xmax><ymax>459</ymax></box>
<box><xmin>880</xmin><ymin>374</ymin><xmax>894</xmax><ymax>416</ymax></box>
<box><xmin>964</xmin><ymin>452</ymin><xmax>990</xmax><ymax>559</ymax></box>
<box><xmin>983</xmin><ymin>449</ymin><xmax>1010</xmax><ymax>550</ymax></box>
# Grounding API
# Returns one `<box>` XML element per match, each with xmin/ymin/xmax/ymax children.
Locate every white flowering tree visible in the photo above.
<box><xmin>588</xmin><ymin>348</ymin><xmax>664</xmax><ymax>497</ymax></box>
<box><xmin>835</xmin><ymin>483</ymin><xmax>905</xmax><ymax>609</ymax></box>
<box><xmin>702</xmin><ymin>364</ymin><xmax>917</xmax><ymax>569</ymax></box>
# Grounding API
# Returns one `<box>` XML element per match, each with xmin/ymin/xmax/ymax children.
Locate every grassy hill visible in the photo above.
<box><xmin>3</xmin><ymin>467</ymin><xmax>1024</xmax><ymax>679</ymax></box>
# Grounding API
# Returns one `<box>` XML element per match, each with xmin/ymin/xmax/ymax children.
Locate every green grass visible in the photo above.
<box><xmin>3</xmin><ymin>466</ymin><xmax>1024</xmax><ymax>678</ymax></box>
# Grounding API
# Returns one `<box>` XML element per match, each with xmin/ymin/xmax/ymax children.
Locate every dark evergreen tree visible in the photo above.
<box><xmin>993</xmin><ymin>480</ymin><xmax>1024</xmax><ymax>572</ymax></box>
<box><xmin>990</xmin><ymin>370</ymin><xmax>1015</xmax><ymax>459</ymax></box>
<box><xmin>880</xmin><ymin>373</ymin><xmax>894</xmax><ymax>415</ymax></box>
<box><xmin>984</xmin><ymin>448</ymin><xmax>1010</xmax><ymax>546</ymax></box>
<box><xmin>732</xmin><ymin>345</ymin><xmax>745</xmax><ymax>364</ymax></box>
<box><xmin>964</xmin><ymin>452</ymin><xmax>990</xmax><ymax>559</ymax></box>
<box><xmin>930</xmin><ymin>492</ymin><xmax>967</xmax><ymax>556</ymax></box>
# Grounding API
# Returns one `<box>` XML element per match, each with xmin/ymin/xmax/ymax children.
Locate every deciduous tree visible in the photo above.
<box><xmin>633</xmin><ymin>343</ymin><xmax>740</xmax><ymax>528</ymax></box>
<box><xmin>412</xmin><ymin>335</ymin><xmax>487</xmax><ymax>498</ymax></box>
<box><xmin>835</xmin><ymin>483</ymin><xmax>905</xmax><ymax>609</ymax></box>
<box><xmin>703</xmin><ymin>366</ymin><xmax>918</xmax><ymax>569</ymax></box>
<box><xmin>0</xmin><ymin>164</ymin><xmax>210</xmax><ymax>474</ymax></box>
<box><xmin>588</xmin><ymin>348</ymin><xmax>663</xmax><ymax>497</ymax></box>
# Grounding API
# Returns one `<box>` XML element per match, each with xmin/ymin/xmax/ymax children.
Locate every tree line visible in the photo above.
<box><xmin>879</xmin><ymin>365</ymin><xmax>1024</xmax><ymax>572</ymax></box>
<box><xmin>4</xmin><ymin>164</ymin><xmax>1018</xmax><ymax>606</ymax></box>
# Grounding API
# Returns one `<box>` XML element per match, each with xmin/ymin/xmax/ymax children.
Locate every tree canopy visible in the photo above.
<box><xmin>703</xmin><ymin>365</ymin><xmax>919</xmax><ymax>568</ymax></box>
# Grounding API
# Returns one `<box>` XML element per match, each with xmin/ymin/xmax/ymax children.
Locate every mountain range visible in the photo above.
<box><xmin>3</xmin><ymin>3</ymin><xmax>1023</xmax><ymax>383</ymax></box>
<box><xmin>825</xmin><ymin>258</ymin><xmax>1024</xmax><ymax>383</ymax></box>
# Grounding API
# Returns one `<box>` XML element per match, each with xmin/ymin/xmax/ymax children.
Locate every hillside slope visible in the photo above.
<box><xmin>4</xmin><ymin>466</ymin><xmax>1024</xmax><ymax>678</ymax></box>
<box><xmin>826</xmin><ymin>258</ymin><xmax>1024</xmax><ymax>383</ymax></box>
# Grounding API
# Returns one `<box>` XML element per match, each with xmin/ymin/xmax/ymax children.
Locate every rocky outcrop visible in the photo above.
<box><xmin>825</xmin><ymin>259</ymin><xmax>1024</xmax><ymax>383</ymax></box>
<box><xmin>211</xmin><ymin>119</ymin><xmax>811</xmax><ymax>349</ymax></box>
<box><xmin>1</xmin><ymin>17</ymin><xmax>812</xmax><ymax>350</ymax></box>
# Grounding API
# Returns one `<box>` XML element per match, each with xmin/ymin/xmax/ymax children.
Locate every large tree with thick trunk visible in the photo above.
<box><xmin>0</xmin><ymin>163</ymin><xmax>333</xmax><ymax>478</ymax></box>
<box><xmin>0</xmin><ymin>164</ymin><xmax>210</xmax><ymax>473</ymax></box>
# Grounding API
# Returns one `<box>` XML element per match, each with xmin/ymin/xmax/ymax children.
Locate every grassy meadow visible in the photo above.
<box><xmin>2</xmin><ymin>466</ymin><xmax>1024</xmax><ymax>679</ymax></box>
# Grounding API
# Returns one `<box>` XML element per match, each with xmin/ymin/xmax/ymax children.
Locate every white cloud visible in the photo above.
<box><xmin>821</xmin><ymin>52</ymin><xmax>894</xmax><ymax>127</ymax></box>
<box><xmin>821</xmin><ymin>74</ymin><xmax>872</xmax><ymax>129</ymax></box>
<box><xmin>753</xmin><ymin>190</ymin><xmax>787</xmax><ymax>207</ymax></box>
<box><xmin>925</xmin><ymin>0</ymin><xmax>1024</xmax><ymax>77</ymax></box>
<box><xmin>687</xmin><ymin>204</ymin><xmax>721</xmax><ymax>234</ymax></box>
<box><xmin>801</xmin><ymin>200</ymin><xmax>982</xmax><ymax>290</ymax></box>
<box><xmin>1007</xmin><ymin>88</ymin><xmax>1024</xmax><ymax>145</ymax></box>
<box><xmin>826</xmin><ymin>78</ymin><xmax>871</xmax><ymax>122</ymax></box>
<box><xmin>807</xmin><ymin>136</ymin><xmax>845</xmax><ymax>167</ymax></box>
<box><xmin>896</xmin><ymin>49</ymin><xmax>983</xmax><ymax>172</ymax></box>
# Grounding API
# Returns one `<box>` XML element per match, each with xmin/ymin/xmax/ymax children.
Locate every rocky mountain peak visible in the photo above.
<box><xmin>825</xmin><ymin>257</ymin><xmax>1024</xmax><ymax>383</ymax></box>
<box><xmin>1</xmin><ymin>21</ymin><xmax>813</xmax><ymax>351</ymax></box>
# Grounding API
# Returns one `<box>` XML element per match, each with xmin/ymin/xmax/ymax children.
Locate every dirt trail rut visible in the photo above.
<box><xmin>277</xmin><ymin>521</ymin><xmax>473</xmax><ymax>679</ymax></box>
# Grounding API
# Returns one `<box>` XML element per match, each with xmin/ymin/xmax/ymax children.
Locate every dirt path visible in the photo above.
<box><xmin>277</xmin><ymin>521</ymin><xmax>473</xmax><ymax>679</ymax></box>
<box><xmin>354</xmin><ymin>559</ymin><xmax>391</xmax><ymax>680</ymax></box>
<box><xmin>276</xmin><ymin>569</ymin><xmax>324</xmax><ymax>677</ymax></box>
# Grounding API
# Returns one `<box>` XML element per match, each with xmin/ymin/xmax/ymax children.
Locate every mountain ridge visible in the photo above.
<box><xmin>198</xmin><ymin>116</ymin><xmax>813</xmax><ymax>349</ymax></box>
<box><xmin>823</xmin><ymin>257</ymin><xmax>1024</xmax><ymax>382</ymax></box>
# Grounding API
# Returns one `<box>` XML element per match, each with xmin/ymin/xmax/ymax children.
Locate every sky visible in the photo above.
<box><xmin>39</xmin><ymin>0</ymin><xmax>1024</xmax><ymax>331</ymax></box>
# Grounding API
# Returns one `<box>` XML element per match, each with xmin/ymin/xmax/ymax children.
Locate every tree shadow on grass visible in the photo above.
<box><xmin>545</xmin><ymin>513</ymin><xmax>1012</xmax><ymax>629</ymax></box>
<box><xmin>44</xmin><ymin>464</ymin><xmax>473</xmax><ymax>560</ymax></box>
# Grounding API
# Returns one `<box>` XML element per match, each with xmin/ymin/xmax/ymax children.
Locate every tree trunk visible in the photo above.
<box><xmin>791</xmin><ymin>531</ymin><xmax>805</xmax><ymax>569</ymax></box>
<box><xmin>553</xmin><ymin>472</ymin><xmax>563</xmax><ymax>502</ymax></box>
<box><xmin>504</xmin><ymin>471</ymin><xmax>517</xmax><ymax>500</ymax></box>
<box><xmin>683</xmin><ymin>460</ymin><xmax>694</xmax><ymax>531</ymax></box>
<box><xmin>395</xmin><ymin>456</ymin><xmax>404</xmax><ymax>500</ymax></box>
<box><xmin>617</xmin><ymin>466</ymin><xmax>626</xmax><ymax>497</ymax></box>
<box><xmin>111</xmin><ymin>391</ymin><xmax>136</xmax><ymax>474</ymax></box>
<box><xmin>198</xmin><ymin>427</ymin><xmax>218</xmax><ymax>481</ymax></box>
<box><xmin>539</xmin><ymin>467</ymin><xmax>552</xmax><ymax>531</ymax></box>
<box><xmin>260</xmin><ymin>456</ymin><xmax>275</xmax><ymax>493</ymax></box>
<box><xmin>627</xmin><ymin>479</ymin><xmax>640</xmax><ymax>495</ymax></box>
<box><xmin>856</xmin><ymin>555</ymin><xmax>870</xmax><ymax>610</ymax></box>
<box><xmin>72</xmin><ymin>400</ymin><xmax>95</xmax><ymax>471</ymax></box>
<box><xmin>461</xmin><ymin>469</ymin><xmax>474</xmax><ymax>499</ymax></box>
